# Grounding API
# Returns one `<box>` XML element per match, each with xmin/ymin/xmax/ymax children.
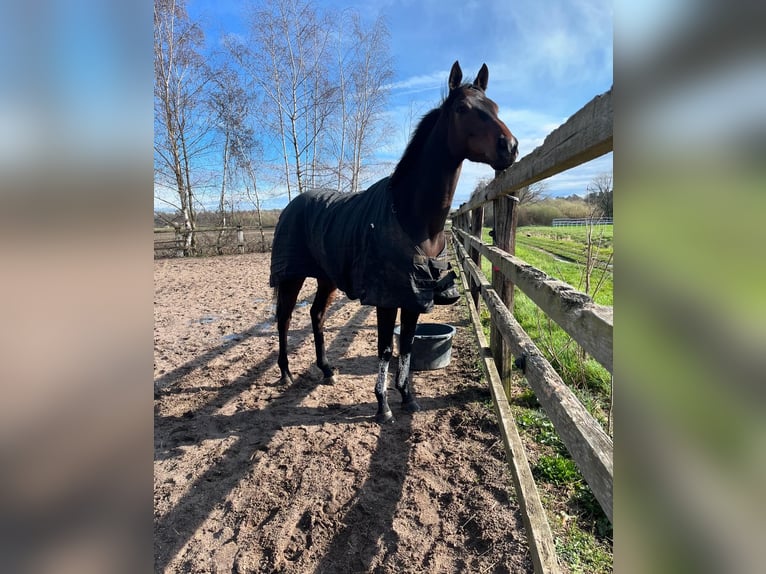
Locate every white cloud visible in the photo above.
<box><xmin>482</xmin><ymin>0</ymin><xmax>612</xmax><ymax>94</ymax></box>
<box><xmin>384</xmin><ymin>70</ymin><xmax>446</xmax><ymax>93</ymax></box>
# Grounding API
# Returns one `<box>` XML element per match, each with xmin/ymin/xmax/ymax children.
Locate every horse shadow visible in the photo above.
<box><xmin>312</xmin><ymin>415</ymin><xmax>413</xmax><ymax>573</ymax></box>
<box><xmin>154</xmin><ymin>302</ymin><xmax>377</xmax><ymax>570</ymax></box>
<box><xmin>154</xmin><ymin>293</ymin><xmax>485</xmax><ymax>572</ymax></box>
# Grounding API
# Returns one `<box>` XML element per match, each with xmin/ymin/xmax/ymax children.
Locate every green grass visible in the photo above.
<box><xmin>515</xmin><ymin>409</ymin><xmax>568</xmax><ymax>456</ymax></box>
<box><xmin>512</xmin><ymin>398</ymin><xmax>613</xmax><ymax>572</ymax></box>
<box><xmin>534</xmin><ymin>455</ymin><xmax>581</xmax><ymax>485</ymax></box>
<box><xmin>484</xmin><ymin>226</ymin><xmax>613</xmax><ymax>306</ymax></box>
<box><xmin>520</xmin><ymin>224</ymin><xmax>613</xmax><ymax>245</ymax></box>
<box><xmin>513</xmin><ymin>292</ymin><xmax>612</xmax><ymax>416</ymax></box>
<box><xmin>479</xmin><ymin>226</ymin><xmax>613</xmax><ymax>422</ymax></box>
<box><xmin>517</xmin><ymin>225</ymin><xmax>613</xmax><ymax>271</ymax></box>
<box><xmin>513</xmin><ymin>399</ymin><xmax>613</xmax><ymax>571</ymax></box>
<box><xmin>472</xmin><ymin>224</ymin><xmax>614</xmax><ymax>570</ymax></box>
<box><xmin>555</xmin><ymin>522</ymin><xmax>613</xmax><ymax>574</ymax></box>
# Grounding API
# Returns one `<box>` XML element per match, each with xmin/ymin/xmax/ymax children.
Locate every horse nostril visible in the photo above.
<box><xmin>498</xmin><ymin>135</ymin><xmax>518</xmax><ymax>159</ymax></box>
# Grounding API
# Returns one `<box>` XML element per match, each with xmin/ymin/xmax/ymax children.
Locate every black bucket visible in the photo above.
<box><xmin>394</xmin><ymin>323</ymin><xmax>456</xmax><ymax>371</ymax></box>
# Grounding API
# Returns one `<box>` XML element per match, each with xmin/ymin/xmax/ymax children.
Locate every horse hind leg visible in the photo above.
<box><xmin>276</xmin><ymin>277</ymin><xmax>305</xmax><ymax>385</ymax></box>
<box><xmin>311</xmin><ymin>278</ymin><xmax>338</xmax><ymax>384</ymax></box>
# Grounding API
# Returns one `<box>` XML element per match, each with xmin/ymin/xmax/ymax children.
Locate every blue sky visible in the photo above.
<box><xmin>184</xmin><ymin>0</ymin><xmax>613</xmax><ymax>210</ymax></box>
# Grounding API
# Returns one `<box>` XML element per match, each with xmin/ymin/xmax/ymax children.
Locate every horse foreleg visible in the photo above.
<box><xmin>374</xmin><ymin>306</ymin><xmax>397</xmax><ymax>424</ymax></box>
<box><xmin>276</xmin><ymin>277</ymin><xmax>305</xmax><ymax>385</ymax></box>
<box><xmin>396</xmin><ymin>309</ymin><xmax>422</xmax><ymax>413</ymax></box>
<box><xmin>311</xmin><ymin>278</ymin><xmax>338</xmax><ymax>384</ymax></box>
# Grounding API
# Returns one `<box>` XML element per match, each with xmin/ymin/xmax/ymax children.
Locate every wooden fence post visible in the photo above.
<box><xmin>237</xmin><ymin>225</ymin><xmax>244</xmax><ymax>254</ymax></box>
<box><xmin>469</xmin><ymin>207</ymin><xmax>484</xmax><ymax>309</ymax></box>
<box><xmin>490</xmin><ymin>195</ymin><xmax>518</xmax><ymax>393</ymax></box>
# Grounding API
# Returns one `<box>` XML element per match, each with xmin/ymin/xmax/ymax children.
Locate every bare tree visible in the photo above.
<box><xmin>326</xmin><ymin>12</ymin><xmax>392</xmax><ymax>193</ymax></box>
<box><xmin>228</xmin><ymin>0</ymin><xmax>392</xmax><ymax>198</ymax></box>
<box><xmin>230</xmin><ymin>0</ymin><xmax>332</xmax><ymax>200</ymax></box>
<box><xmin>154</xmin><ymin>0</ymin><xmax>210</xmax><ymax>255</ymax></box>
<box><xmin>332</xmin><ymin>13</ymin><xmax>350</xmax><ymax>193</ymax></box>
<box><xmin>304</xmin><ymin>15</ymin><xmax>337</xmax><ymax>190</ymax></box>
<box><xmin>208</xmin><ymin>66</ymin><xmax>251</xmax><ymax>253</ymax></box>
<box><xmin>586</xmin><ymin>172</ymin><xmax>613</xmax><ymax>218</ymax></box>
<box><xmin>235</xmin><ymin>132</ymin><xmax>269</xmax><ymax>251</ymax></box>
<box><xmin>517</xmin><ymin>181</ymin><xmax>548</xmax><ymax>206</ymax></box>
<box><xmin>207</xmin><ymin>59</ymin><xmax>270</xmax><ymax>251</ymax></box>
<box><xmin>345</xmin><ymin>14</ymin><xmax>393</xmax><ymax>193</ymax></box>
<box><xmin>475</xmin><ymin>180</ymin><xmax>547</xmax><ymax>227</ymax></box>
<box><xmin>582</xmin><ymin>172</ymin><xmax>613</xmax><ymax>297</ymax></box>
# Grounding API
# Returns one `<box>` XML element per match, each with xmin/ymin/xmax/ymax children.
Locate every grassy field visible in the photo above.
<box><xmin>474</xmin><ymin>224</ymin><xmax>614</xmax><ymax>572</ymax></box>
<box><xmin>516</xmin><ymin>225</ymin><xmax>613</xmax><ymax>304</ymax></box>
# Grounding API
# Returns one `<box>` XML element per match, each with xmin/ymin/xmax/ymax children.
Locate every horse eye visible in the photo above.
<box><xmin>477</xmin><ymin>109</ymin><xmax>490</xmax><ymax>121</ymax></box>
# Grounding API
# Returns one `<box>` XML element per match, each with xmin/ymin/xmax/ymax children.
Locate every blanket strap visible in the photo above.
<box><xmin>412</xmin><ymin>247</ymin><xmax>459</xmax><ymax>305</ymax></box>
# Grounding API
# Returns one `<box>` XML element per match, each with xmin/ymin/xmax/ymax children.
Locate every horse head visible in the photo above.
<box><xmin>445</xmin><ymin>61</ymin><xmax>518</xmax><ymax>172</ymax></box>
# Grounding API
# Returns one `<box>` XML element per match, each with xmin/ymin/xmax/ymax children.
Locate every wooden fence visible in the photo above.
<box><xmin>551</xmin><ymin>217</ymin><xmax>613</xmax><ymax>227</ymax></box>
<box><xmin>153</xmin><ymin>225</ymin><xmax>274</xmax><ymax>258</ymax></box>
<box><xmin>451</xmin><ymin>89</ymin><xmax>613</xmax><ymax>573</ymax></box>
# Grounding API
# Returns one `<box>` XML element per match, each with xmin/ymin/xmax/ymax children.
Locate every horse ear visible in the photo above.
<box><xmin>448</xmin><ymin>61</ymin><xmax>462</xmax><ymax>91</ymax></box>
<box><xmin>473</xmin><ymin>63</ymin><xmax>489</xmax><ymax>91</ymax></box>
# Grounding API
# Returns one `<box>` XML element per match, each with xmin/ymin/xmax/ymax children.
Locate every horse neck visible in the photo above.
<box><xmin>392</xmin><ymin>123</ymin><xmax>462</xmax><ymax>255</ymax></box>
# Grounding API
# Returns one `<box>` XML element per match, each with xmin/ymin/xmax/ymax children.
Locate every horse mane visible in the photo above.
<box><xmin>390</xmin><ymin>84</ymin><xmax>477</xmax><ymax>189</ymax></box>
<box><xmin>390</xmin><ymin>108</ymin><xmax>441</xmax><ymax>188</ymax></box>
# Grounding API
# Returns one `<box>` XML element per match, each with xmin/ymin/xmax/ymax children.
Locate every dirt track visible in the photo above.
<box><xmin>154</xmin><ymin>252</ymin><xmax>532</xmax><ymax>573</ymax></box>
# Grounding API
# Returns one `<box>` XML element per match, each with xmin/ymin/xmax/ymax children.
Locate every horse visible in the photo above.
<box><xmin>269</xmin><ymin>61</ymin><xmax>518</xmax><ymax>424</ymax></box>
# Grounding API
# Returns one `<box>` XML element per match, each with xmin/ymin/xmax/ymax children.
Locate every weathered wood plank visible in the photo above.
<box><xmin>491</xmin><ymin>196</ymin><xmax>517</xmax><ymax>389</ymax></box>
<box><xmin>469</xmin><ymin>207</ymin><xmax>484</xmax><ymax>309</ymax></box>
<box><xmin>455</xmin><ymin>239</ymin><xmax>561</xmax><ymax>574</ymax></box>
<box><xmin>455</xmin><ymin>237</ymin><xmax>613</xmax><ymax>522</ymax></box>
<box><xmin>456</xmin><ymin>229</ymin><xmax>613</xmax><ymax>374</ymax></box>
<box><xmin>455</xmin><ymin>89</ymin><xmax>612</xmax><ymax>216</ymax></box>
<box><xmin>483</xmin><ymin>286</ymin><xmax>613</xmax><ymax>522</ymax></box>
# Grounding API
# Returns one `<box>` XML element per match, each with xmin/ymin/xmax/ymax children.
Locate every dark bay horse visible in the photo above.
<box><xmin>269</xmin><ymin>61</ymin><xmax>517</xmax><ymax>423</ymax></box>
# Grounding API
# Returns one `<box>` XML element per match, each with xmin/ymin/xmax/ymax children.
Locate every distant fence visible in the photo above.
<box><xmin>154</xmin><ymin>225</ymin><xmax>274</xmax><ymax>258</ymax></box>
<box><xmin>552</xmin><ymin>217</ymin><xmax>612</xmax><ymax>227</ymax></box>
<box><xmin>452</xmin><ymin>89</ymin><xmax>613</xmax><ymax>573</ymax></box>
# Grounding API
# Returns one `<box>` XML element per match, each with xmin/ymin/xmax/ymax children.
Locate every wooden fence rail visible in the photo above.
<box><xmin>449</xmin><ymin>87</ymin><xmax>613</xmax><ymax>572</ymax></box>
<box><xmin>455</xmin><ymin>240</ymin><xmax>613</xmax><ymax>520</ymax></box>
<box><xmin>455</xmin><ymin>230</ymin><xmax>613</xmax><ymax>374</ymax></box>
<box><xmin>154</xmin><ymin>225</ymin><xmax>274</xmax><ymax>257</ymax></box>
<box><xmin>456</xmin><ymin>248</ymin><xmax>560</xmax><ymax>574</ymax></box>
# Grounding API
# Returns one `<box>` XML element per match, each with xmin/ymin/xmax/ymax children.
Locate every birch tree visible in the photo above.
<box><xmin>230</xmin><ymin>0</ymin><xmax>331</xmax><ymax>200</ymax></box>
<box><xmin>329</xmin><ymin>12</ymin><xmax>393</xmax><ymax>192</ymax></box>
<box><xmin>346</xmin><ymin>15</ymin><xmax>393</xmax><ymax>193</ymax></box>
<box><xmin>230</xmin><ymin>0</ymin><xmax>392</xmax><ymax>197</ymax></box>
<box><xmin>154</xmin><ymin>0</ymin><xmax>209</xmax><ymax>254</ymax></box>
<box><xmin>208</xmin><ymin>67</ymin><xmax>250</xmax><ymax>253</ymax></box>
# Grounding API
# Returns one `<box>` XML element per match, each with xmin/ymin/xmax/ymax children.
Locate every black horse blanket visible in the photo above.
<box><xmin>270</xmin><ymin>177</ymin><xmax>450</xmax><ymax>313</ymax></box>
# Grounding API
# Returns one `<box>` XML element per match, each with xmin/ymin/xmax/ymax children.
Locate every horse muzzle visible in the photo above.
<box><xmin>493</xmin><ymin>135</ymin><xmax>518</xmax><ymax>171</ymax></box>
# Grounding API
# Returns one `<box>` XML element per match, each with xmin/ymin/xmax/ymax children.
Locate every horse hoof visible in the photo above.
<box><xmin>375</xmin><ymin>410</ymin><xmax>395</xmax><ymax>424</ymax></box>
<box><xmin>322</xmin><ymin>374</ymin><xmax>336</xmax><ymax>385</ymax></box>
<box><xmin>278</xmin><ymin>374</ymin><xmax>294</xmax><ymax>386</ymax></box>
<box><xmin>402</xmin><ymin>400</ymin><xmax>422</xmax><ymax>413</ymax></box>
